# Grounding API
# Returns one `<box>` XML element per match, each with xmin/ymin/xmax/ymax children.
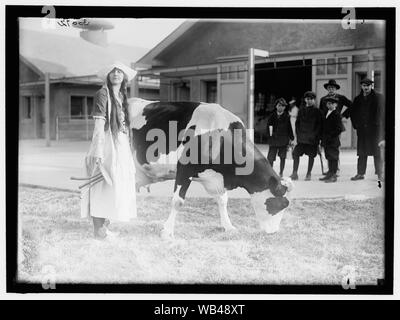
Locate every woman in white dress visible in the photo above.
<box><xmin>81</xmin><ymin>62</ymin><xmax>137</xmax><ymax>239</ymax></box>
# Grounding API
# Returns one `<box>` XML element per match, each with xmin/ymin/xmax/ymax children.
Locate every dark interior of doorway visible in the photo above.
<box><xmin>254</xmin><ymin>59</ymin><xmax>312</xmax><ymax>143</ymax></box>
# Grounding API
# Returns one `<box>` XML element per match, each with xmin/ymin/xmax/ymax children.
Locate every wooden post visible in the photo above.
<box><xmin>247</xmin><ymin>48</ymin><xmax>255</xmax><ymax>142</ymax></box>
<box><xmin>55</xmin><ymin>116</ymin><xmax>59</xmax><ymax>141</ymax></box>
<box><xmin>84</xmin><ymin>97</ymin><xmax>89</xmax><ymax>140</ymax></box>
<box><xmin>45</xmin><ymin>73</ymin><xmax>51</xmax><ymax>147</ymax></box>
<box><xmin>130</xmin><ymin>75</ymin><xmax>139</xmax><ymax>98</ymax></box>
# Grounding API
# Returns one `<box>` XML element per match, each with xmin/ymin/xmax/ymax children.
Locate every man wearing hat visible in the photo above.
<box><xmin>349</xmin><ymin>78</ymin><xmax>385</xmax><ymax>181</ymax></box>
<box><xmin>319</xmin><ymin>79</ymin><xmax>353</xmax><ymax>117</ymax></box>
<box><xmin>319</xmin><ymin>96</ymin><xmax>344</xmax><ymax>183</ymax></box>
<box><xmin>319</xmin><ymin>79</ymin><xmax>352</xmax><ymax>175</ymax></box>
<box><xmin>290</xmin><ymin>91</ymin><xmax>323</xmax><ymax>181</ymax></box>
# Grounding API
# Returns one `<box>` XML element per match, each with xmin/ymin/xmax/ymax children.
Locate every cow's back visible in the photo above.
<box><xmin>129</xmin><ymin>100</ymin><xmax>201</xmax><ymax>165</ymax></box>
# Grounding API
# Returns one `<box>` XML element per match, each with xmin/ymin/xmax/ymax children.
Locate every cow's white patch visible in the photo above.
<box><xmin>162</xmin><ymin>185</ymin><xmax>184</xmax><ymax>240</ymax></box>
<box><xmin>215</xmin><ymin>192</ymin><xmax>236</xmax><ymax>232</ymax></box>
<box><xmin>127</xmin><ymin>97</ymin><xmax>157</xmax><ymax>129</ymax></box>
<box><xmin>192</xmin><ymin>169</ymin><xmax>225</xmax><ymax>195</ymax></box>
<box><xmin>185</xmin><ymin>103</ymin><xmax>244</xmax><ymax>136</ymax></box>
<box><xmin>148</xmin><ymin>144</ymin><xmax>184</xmax><ymax>166</ymax></box>
<box><xmin>250</xmin><ymin>190</ymin><xmax>286</xmax><ymax>234</ymax></box>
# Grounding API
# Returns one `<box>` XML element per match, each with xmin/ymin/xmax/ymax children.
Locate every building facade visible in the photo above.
<box><xmin>136</xmin><ymin>20</ymin><xmax>386</xmax><ymax>147</ymax></box>
<box><xmin>19</xmin><ymin>29</ymin><xmax>159</xmax><ymax>140</ymax></box>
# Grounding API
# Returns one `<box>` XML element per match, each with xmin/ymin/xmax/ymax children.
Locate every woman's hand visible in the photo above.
<box><xmin>87</xmin><ymin>156</ymin><xmax>103</xmax><ymax>175</ymax></box>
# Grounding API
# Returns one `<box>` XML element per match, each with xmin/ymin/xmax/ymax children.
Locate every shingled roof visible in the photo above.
<box><xmin>20</xmin><ymin>29</ymin><xmax>149</xmax><ymax>80</ymax></box>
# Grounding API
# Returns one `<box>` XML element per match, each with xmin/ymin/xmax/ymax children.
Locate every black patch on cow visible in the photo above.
<box><xmin>172</xmin><ymin>121</ymin><xmax>284</xmax><ymax>198</ymax></box>
<box><xmin>265</xmin><ymin>197</ymin><xmax>289</xmax><ymax>215</ymax></box>
<box><xmin>131</xmin><ymin>101</ymin><xmax>201</xmax><ymax>165</ymax></box>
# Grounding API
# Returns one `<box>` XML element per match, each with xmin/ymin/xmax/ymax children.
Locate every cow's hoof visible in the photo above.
<box><xmin>223</xmin><ymin>225</ymin><xmax>237</xmax><ymax>233</ymax></box>
<box><xmin>161</xmin><ymin>228</ymin><xmax>175</xmax><ymax>240</ymax></box>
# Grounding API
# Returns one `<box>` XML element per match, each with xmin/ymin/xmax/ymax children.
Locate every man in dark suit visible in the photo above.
<box><xmin>319</xmin><ymin>79</ymin><xmax>352</xmax><ymax>175</ymax></box>
<box><xmin>349</xmin><ymin>78</ymin><xmax>385</xmax><ymax>181</ymax></box>
<box><xmin>319</xmin><ymin>96</ymin><xmax>344</xmax><ymax>183</ymax></box>
<box><xmin>319</xmin><ymin>79</ymin><xmax>353</xmax><ymax>117</ymax></box>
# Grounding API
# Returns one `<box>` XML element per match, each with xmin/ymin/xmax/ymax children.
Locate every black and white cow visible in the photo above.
<box><xmin>128</xmin><ymin>98</ymin><xmax>293</xmax><ymax>239</ymax></box>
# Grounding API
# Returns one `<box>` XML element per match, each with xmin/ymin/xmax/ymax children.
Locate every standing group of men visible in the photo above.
<box><xmin>266</xmin><ymin>78</ymin><xmax>385</xmax><ymax>182</ymax></box>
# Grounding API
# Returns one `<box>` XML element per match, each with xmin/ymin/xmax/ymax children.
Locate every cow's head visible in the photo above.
<box><xmin>250</xmin><ymin>177</ymin><xmax>293</xmax><ymax>233</ymax></box>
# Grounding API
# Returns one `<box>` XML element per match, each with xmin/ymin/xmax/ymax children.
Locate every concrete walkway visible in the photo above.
<box><xmin>18</xmin><ymin>139</ymin><xmax>384</xmax><ymax>199</ymax></box>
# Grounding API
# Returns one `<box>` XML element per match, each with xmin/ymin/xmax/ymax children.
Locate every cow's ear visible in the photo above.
<box><xmin>264</xmin><ymin>197</ymin><xmax>289</xmax><ymax>215</ymax></box>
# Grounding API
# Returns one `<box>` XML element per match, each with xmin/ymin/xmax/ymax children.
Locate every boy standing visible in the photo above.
<box><xmin>290</xmin><ymin>91</ymin><xmax>323</xmax><ymax>181</ymax></box>
<box><xmin>266</xmin><ymin>98</ymin><xmax>294</xmax><ymax>177</ymax></box>
<box><xmin>319</xmin><ymin>96</ymin><xmax>344</xmax><ymax>183</ymax></box>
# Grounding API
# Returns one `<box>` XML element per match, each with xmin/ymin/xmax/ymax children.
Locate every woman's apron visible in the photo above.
<box><xmin>81</xmin><ymin>87</ymin><xmax>137</xmax><ymax>222</ymax></box>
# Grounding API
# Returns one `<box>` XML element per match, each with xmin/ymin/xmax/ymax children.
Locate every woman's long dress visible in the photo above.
<box><xmin>81</xmin><ymin>87</ymin><xmax>137</xmax><ymax>222</ymax></box>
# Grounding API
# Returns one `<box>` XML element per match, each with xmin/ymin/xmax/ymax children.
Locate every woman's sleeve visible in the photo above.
<box><xmin>92</xmin><ymin>88</ymin><xmax>108</xmax><ymax>120</ymax></box>
<box><xmin>86</xmin><ymin>89</ymin><xmax>107</xmax><ymax>166</ymax></box>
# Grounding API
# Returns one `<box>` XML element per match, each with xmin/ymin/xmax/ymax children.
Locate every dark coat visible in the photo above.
<box><xmin>350</xmin><ymin>90</ymin><xmax>385</xmax><ymax>156</ymax></box>
<box><xmin>321</xmin><ymin>109</ymin><xmax>343</xmax><ymax>148</ymax></box>
<box><xmin>266</xmin><ymin>111</ymin><xmax>294</xmax><ymax>146</ymax></box>
<box><xmin>319</xmin><ymin>93</ymin><xmax>353</xmax><ymax>118</ymax></box>
<box><xmin>295</xmin><ymin>106</ymin><xmax>323</xmax><ymax>145</ymax></box>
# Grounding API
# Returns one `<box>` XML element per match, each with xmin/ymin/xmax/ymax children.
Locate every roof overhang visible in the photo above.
<box><xmin>135</xmin><ymin>19</ymin><xmax>198</xmax><ymax>68</ymax></box>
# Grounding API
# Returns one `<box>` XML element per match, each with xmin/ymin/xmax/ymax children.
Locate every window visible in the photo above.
<box><xmin>337</xmin><ymin>57</ymin><xmax>348</xmax><ymax>74</ymax></box>
<box><xmin>373</xmin><ymin>71</ymin><xmax>382</xmax><ymax>93</ymax></box>
<box><xmin>21</xmin><ymin>96</ymin><xmax>32</xmax><ymax>119</ymax></box>
<box><xmin>221</xmin><ymin>66</ymin><xmax>229</xmax><ymax>80</ymax></box>
<box><xmin>327</xmin><ymin>58</ymin><xmax>336</xmax><ymax>74</ymax></box>
<box><xmin>71</xmin><ymin>96</ymin><xmax>85</xmax><ymax>118</ymax></box>
<box><xmin>316</xmin><ymin>59</ymin><xmax>326</xmax><ymax>75</ymax></box>
<box><xmin>229</xmin><ymin>66</ymin><xmax>237</xmax><ymax>80</ymax></box>
<box><xmin>317</xmin><ymin>57</ymin><xmax>348</xmax><ymax>75</ymax></box>
<box><xmin>237</xmin><ymin>65</ymin><xmax>246</xmax><ymax>79</ymax></box>
<box><xmin>205</xmin><ymin>81</ymin><xmax>217</xmax><ymax>103</ymax></box>
<box><xmin>70</xmin><ymin>96</ymin><xmax>94</xmax><ymax>119</ymax></box>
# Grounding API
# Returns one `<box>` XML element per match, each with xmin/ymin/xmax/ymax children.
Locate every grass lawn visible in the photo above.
<box><xmin>18</xmin><ymin>186</ymin><xmax>384</xmax><ymax>286</ymax></box>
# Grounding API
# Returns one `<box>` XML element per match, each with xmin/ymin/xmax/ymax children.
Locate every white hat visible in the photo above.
<box><xmin>97</xmin><ymin>61</ymin><xmax>137</xmax><ymax>82</ymax></box>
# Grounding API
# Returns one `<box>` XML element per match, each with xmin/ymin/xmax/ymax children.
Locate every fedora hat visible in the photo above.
<box><xmin>97</xmin><ymin>61</ymin><xmax>137</xmax><ymax>82</ymax></box>
<box><xmin>323</xmin><ymin>79</ymin><xmax>340</xmax><ymax>90</ymax></box>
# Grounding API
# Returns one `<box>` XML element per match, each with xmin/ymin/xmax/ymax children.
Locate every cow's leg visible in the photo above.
<box><xmin>215</xmin><ymin>192</ymin><xmax>236</xmax><ymax>232</ymax></box>
<box><xmin>161</xmin><ymin>172</ymin><xmax>191</xmax><ymax>240</ymax></box>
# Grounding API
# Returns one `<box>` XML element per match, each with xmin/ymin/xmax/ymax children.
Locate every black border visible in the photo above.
<box><xmin>7</xmin><ymin>5</ymin><xmax>395</xmax><ymax>294</ymax></box>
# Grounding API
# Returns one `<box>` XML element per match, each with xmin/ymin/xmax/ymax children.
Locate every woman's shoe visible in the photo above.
<box><xmin>94</xmin><ymin>226</ymin><xmax>107</xmax><ymax>239</ymax></box>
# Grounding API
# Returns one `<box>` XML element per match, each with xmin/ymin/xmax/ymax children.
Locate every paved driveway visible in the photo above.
<box><xmin>18</xmin><ymin>139</ymin><xmax>384</xmax><ymax>199</ymax></box>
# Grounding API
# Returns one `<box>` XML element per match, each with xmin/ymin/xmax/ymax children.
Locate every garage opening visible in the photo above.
<box><xmin>254</xmin><ymin>59</ymin><xmax>312</xmax><ymax>143</ymax></box>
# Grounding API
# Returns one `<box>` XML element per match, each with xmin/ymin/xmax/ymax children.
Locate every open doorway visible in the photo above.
<box><xmin>254</xmin><ymin>59</ymin><xmax>312</xmax><ymax>143</ymax></box>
